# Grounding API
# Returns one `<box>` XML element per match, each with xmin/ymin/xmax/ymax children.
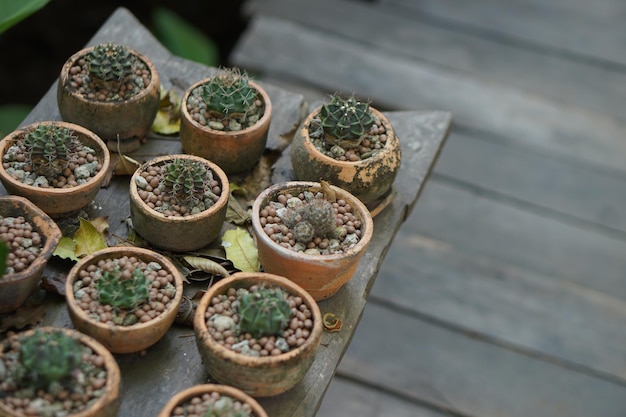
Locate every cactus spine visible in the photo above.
<box><xmin>23</xmin><ymin>123</ymin><xmax>78</xmax><ymax>178</ymax></box>
<box><xmin>237</xmin><ymin>286</ymin><xmax>292</xmax><ymax>338</ymax></box>
<box><xmin>319</xmin><ymin>92</ymin><xmax>375</xmax><ymax>148</ymax></box>
<box><xmin>86</xmin><ymin>42</ymin><xmax>137</xmax><ymax>84</ymax></box>
<box><xmin>96</xmin><ymin>266</ymin><xmax>150</xmax><ymax>311</ymax></box>
<box><xmin>201</xmin><ymin>67</ymin><xmax>259</xmax><ymax>118</ymax></box>
<box><xmin>163</xmin><ymin>158</ymin><xmax>209</xmax><ymax>206</ymax></box>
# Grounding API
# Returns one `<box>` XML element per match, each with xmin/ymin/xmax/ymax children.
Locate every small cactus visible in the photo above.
<box><xmin>280</xmin><ymin>196</ymin><xmax>341</xmax><ymax>244</ymax></box>
<box><xmin>23</xmin><ymin>123</ymin><xmax>78</xmax><ymax>178</ymax></box>
<box><xmin>202</xmin><ymin>396</ymin><xmax>251</xmax><ymax>417</ymax></box>
<box><xmin>237</xmin><ymin>286</ymin><xmax>292</xmax><ymax>338</ymax></box>
<box><xmin>201</xmin><ymin>67</ymin><xmax>259</xmax><ymax>118</ymax></box>
<box><xmin>18</xmin><ymin>329</ymin><xmax>83</xmax><ymax>390</ymax></box>
<box><xmin>96</xmin><ymin>265</ymin><xmax>150</xmax><ymax>311</ymax></box>
<box><xmin>162</xmin><ymin>158</ymin><xmax>211</xmax><ymax>206</ymax></box>
<box><xmin>319</xmin><ymin>92</ymin><xmax>375</xmax><ymax>148</ymax></box>
<box><xmin>86</xmin><ymin>42</ymin><xmax>137</xmax><ymax>83</ymax></box>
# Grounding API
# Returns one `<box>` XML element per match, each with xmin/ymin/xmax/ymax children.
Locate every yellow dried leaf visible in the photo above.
<box><xmin>221</xmin><ymin>228</ymin><xmax>259</xmax><ymax>272</ymax></box>
<box><xmin>183</xmin><ymin>256</ymin><xmax>230</xmax><ymax>277</ymax></box>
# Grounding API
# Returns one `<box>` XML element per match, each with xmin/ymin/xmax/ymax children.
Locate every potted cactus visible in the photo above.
<box><xmin>250</xmin><ymin>181</ymin><xmax>374</xmax><ymax>301</ymax></box>
<box><xmin>157</xmin><ymin>384</ymin><xmax>269</xmax><ymax>417</ymax></box>
<box><xmin>194</xmin><ymin>272</ymin><xmax>323</xmax><ymax>397</ymax></box>
<box><xmin>0</xmin><ymin>195</ymin><xmax>62</xmax><ymax>314</ymax></box>
<box><xmin>0</xmin><ymin>326</ymin><xmax>121</xmax><ymax>417</ymax></box>
<box><xmin>129</xmin><ymin>154</ymin><xmax>229</xmax><ymax>252</ymax></box>
<box><xmin>65</xmin><ymin>246</ymin><xmax>184</xmax><ymax>354</ymax></box>
<box><xmin>180</xmin><ymin>67</ymin><xmax>272</xmax><ymax>174</ymax></box>
<box><xmin>0</xmin><ymin>121</ymin><xmax>111</xmax><ymax>218</ymax></box>
<box><xmin>290</xmin><ymin>92</ymin><xmax>401</xmax><ymax>210</ymax></box>
<box><xmin>57</xmin><ymin>42</ymin><xmax>161</xmax><ymax>153</ymax></box>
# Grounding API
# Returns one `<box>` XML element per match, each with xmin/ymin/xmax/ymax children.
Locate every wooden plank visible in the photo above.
<box><xmin>372</xmin><ymin>232</ymin><xmax>626</xmax><ymax>382</ymax></box>
<box><xmin>434</xmin><ymin>130</ymin><xmax>626</xmax><ymax>235</ymax></box>
<box><xmin>241</xmin><ymin>0</ymin><xmax>626</xmax><ymax>119</ymax></box>
<box><xmin>337</xmin><ymin>302</ymin><xmax>626</xmax><ymax>417</ymax></box>
<box><xmin>381</xmin><ymin>0</ymin><xmax>626</xmax><ymax>67</ymax></box>
<box><xmin>410</xmin><ymin>180</ymin><xmax>626</xmax><ymax>300</ymax></box>
<box><xmin>230</xmin><ymin>15</ymin><xmax>626</xmax><ymax>175</ymax></box>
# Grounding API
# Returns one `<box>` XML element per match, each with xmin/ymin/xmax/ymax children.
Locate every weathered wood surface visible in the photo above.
<box><xmin>0</xmin><ymin>7</ymin><xmax>451</xmax><ymax>417</ymax></box>
<box><xmin>230</xmin><ymin>0</ymin><xmax>626</xmax><ymax>416</ymax></box>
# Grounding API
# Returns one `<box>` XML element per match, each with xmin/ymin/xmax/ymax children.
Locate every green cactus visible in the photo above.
<box><xmin>96</xmin><ymin>266</ymin><xmax>150</xmax><ymax>311</ymax></box>
<box><xmin>162</xmin><ymin>158</ymin><xmax>211</xmax><ymax>206</ymax></box>
<box><xmin>237</xmin><ymin>286</ymin><xmax>292</xmax><ymax>338</ymax></box>
<box><xmin>86</xmin><ymin>42</ymin><xmax>137</xmax><ymax>83</ymax></box>
<box><xmin>319</xmin><ymin>92</ymin><xmax>375</xmax><ymax>148</ymax></box>
<box><xmin>202</xmin><ymin>396</ymin><xmax>251</xmax><ymax>417</ymax></box>
<box><xmin>23</xmin><ymin>123</ymin><xmax>78</xmax><ymax>178</ymax></box>
<box><xmin>201</xmin><ymin>67</ymin><xmax>259</xmax><ymax>118</ymax></box>
<box><xmin>18</xmin><ymin>329</ymin><xmax>83</xmax><ymax>390</ymax></box>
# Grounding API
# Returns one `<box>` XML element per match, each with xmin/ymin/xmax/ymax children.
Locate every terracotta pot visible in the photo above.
<box><xmin>129</xmin><ymin>154</ymin><xmax>229</xmax><ymax>252</ymax></box>
<box><xmin>0</xmin><ymin>326</ymin><xmax>121</xmax><ymax>417</ymax></box>
<box><xmin>251</xmin><ymin>181</ymin><xmax>374</xmax><ymax>301</ymax></box>
<box><xmin>179</xmin><ymin>78</ymin><xmax>272</xmax><ymax>174</ymax></box>
<box><xmin>0</xmin><ymin>196</ymin><xmax>62</xmax><ymax>314</ymax></box>
<box><xmin>290</xmin><ymin>105</ymin><xmax>401</xmax><ymax>208</ymax></box>
<box><xmin>157</xmin><ymin>384</ymin><xmax>269</xmax><ymax>417</ymax></box>
<box><xmin>0</xmin><ymin>121</ymin><xmax>111</xmax><ymax>218</ymax></box>
<box><xmin>65</xmin><ymin>246</ymin><xmax>184</xmax><ymax>354</ymax></box>
<box><xmin>194</xmin><ymin>272</ymin><xmax>323</xmax><ymax>397</ymax></box>
<box><xmin>57</xmin><ymin>44</ymin><xmax>160</xmax><ymax>153</ymax></box>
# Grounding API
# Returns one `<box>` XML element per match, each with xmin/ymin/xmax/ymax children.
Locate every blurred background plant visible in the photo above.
<box><xmin>0</xmin><ymin>0</ymin><xmax>243</xmax><ymax>136</ymax></box>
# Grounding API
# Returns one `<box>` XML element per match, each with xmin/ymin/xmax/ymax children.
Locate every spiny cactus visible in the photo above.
<box><xmin>18</xmin><ymin>329</ymin><xmax>83</xmax><ymax>390</ymax></box>
<box><xmin>281</xmin><ymin>196</ymin><xmax>341</xmax><ymax>244</ymax></box>
<box><xmin>201</xmin><ymin>67</ymin><xmax>258</xmax><ymax>118</ymax></box>
<box><xmin>23</xmin><ymin>123</ymin><xmax>78</xmax><ymax>178</ymax></box>
<box><xmin>96</xmin><ymin>266</ymin><xmax>150</xmax><ymax>311</ymax></box>
<box><xmin>237</xmin><ymin>286</ymin><xmax>292</xmax><ymax>338</ymax></box>
<box><xmin>86</xmin><ymin>42</ymin><xmax>137</xmax><ymax>83</ymax></box>
<box><xmin>319</xmin><ymin>93</ymin><xmax>375</xmax><ymax>148</ymax></box>
<box><xmin>203</xmin><ymin>396</ymin><xmax>251</xmax><ymax>417</ymax></box>
<box><xmin>162</xmin><ymin>158</ymin><xmax>210</xmax><ymax>206</ymax></box>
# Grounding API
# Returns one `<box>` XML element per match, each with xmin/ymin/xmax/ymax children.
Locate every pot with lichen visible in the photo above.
<box><xmin>57</xmin><ymin>42</ymin><xmax>160</xmax><ymax>153</ymax></box>
<box><xmin>290</xmin><ymin>92</ymin><xmax>401</xmax><ymax>211</ymax></box>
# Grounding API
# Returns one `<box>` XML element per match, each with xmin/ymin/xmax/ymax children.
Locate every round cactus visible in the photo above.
<box><xmin>162</xmin><ymin>158</ymin><xmax>211</xmax><ymax>206</ymax></box>
<box><xmin>202</xmin><ymin>396</ymin><xmax>251</xmax><ymax>417</ymax></box>
<box><xmin>319</xmin><ymin>92</ymin><xmax>375</xmax><ymax>148</ymax></box>
<box><xmin>300</xmin><ymin>197</ymin><xmax>339</xmax><ymax>239</ymax></box>
<box><xmin>86</xmin><ymin>42</ymin><xmax>137</xmax><ymax>82</ymax></box>
<box><xmin>23</xmin><ymin>123</ymin><xmax>78</xmax><ymax>178</ymax></box>
<box><xmin>96</xmin><ymin>266</ymin><xmax>150</xmax><ymax>311</ymax></box>
<box><xmin>201</xmin><ymin>67</ymin><xmax>259</xmax><ymax>117</ymax></box>
<box><xmin>237</xmin><ymin>286</ymin><xmax>292</xmax><ymax>338</ymax></box>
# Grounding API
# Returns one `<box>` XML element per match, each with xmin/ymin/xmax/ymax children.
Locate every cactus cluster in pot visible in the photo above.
<box><xmin>317</xmin><ymin>92</ymin><xmax>376</xmax><ymax>151</ymax></box>
<box><xmin>85</xmin><ymin>42</ymin><xmax>139</xmax><ymax>93</ymax></box>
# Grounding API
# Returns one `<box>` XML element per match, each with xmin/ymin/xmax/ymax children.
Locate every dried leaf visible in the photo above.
<box><xmin>151</xmin><ymin>86</ymin><xmax>182</xmax><ymax>135</ymax></box>
<box><xmin>323</xmin><ymin>312</ymin><xmax>343</xmax><ymax>332</ymax></box>
<box><xmin>226</xmin><ymin>193</ymin><xmax>251</xmax><ymax>225</ymax></box>
<box><xmin>74</xmin><ymin>218</ymin><xmax>108</xmax><ymax>258</ymax></box>
<box><xmin>39</xmin><ymin>272</ymin><xmax>67</xmax><ymax>296</ymax></box>
<box><xmin>221</xmin><ymin>228</ymin><xmax>259</xmax><ymax>272</ymax></box>
<box><xmin>113</xmin><ymin>153</ymin><xmax>142</xmax><ymax>176</ymax></box>
<box><xmin>89</xmin><ymin>216</ymin><xmax>109</xmax><ymax>235</ymax></box>
<box><xmin>0</xmin><ymin>303</ymin><xmax>46</xmax><ymax>332</ymax></box>
<box><xmin>53</xmin><ymin>237</ymin><xmax>79</xmax><ymax>261</ymax></box>
<box><xmin>320</xmin><ymin>180</ymin><xmax>336</xmax><ymax>203</ymax></box>
<box><xmin>183</xmin><ymin>256</ymin><xmax>230</xmax><ymax>277</ymax></box>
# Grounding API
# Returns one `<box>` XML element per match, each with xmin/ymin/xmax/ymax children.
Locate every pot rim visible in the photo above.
<box><xmin>181</xmin><ymin>78</ymin><xmax>273</xmax><ymax>137</ymax></box>
<box><xmin>193</xmin><ymin>271</ymin><xmax>323</xmax><ymax>365</ymax></box>
<box><xmin>65</xmin><ymin>246</ymin><xmax>185</xmax><ymax>333</ymax></box>
<box><xmin>300</xmin><ymin>104</ymin><xmax>397</xmax><ymax>168</ymax></box>
<box><xmin>251</xmin><ymin>181</ymin><xmax>374</xmax><ymax>261</ymax></box>
<box><xmin>59</xmin><ymin>44</ymin><xmax>160</xmax><ymax>107</ymax></box>
<box><xmin>129</xmin><ymin>154</ymin><xmax>230</xmax><ymax>222</ymax></box>
<box><xmin>0</xmin><ymin>121</ymin><xmax>111</xmax><ymax>196</ymax></box>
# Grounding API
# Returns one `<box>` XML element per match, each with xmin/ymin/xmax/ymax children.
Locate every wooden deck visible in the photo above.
<box><xmin>229</xmin><ymin>1</ymin><xmax>626</xmax><ymax>416</ymax></box>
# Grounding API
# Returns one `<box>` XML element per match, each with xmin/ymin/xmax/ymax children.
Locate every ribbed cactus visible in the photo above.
<box><xmin>86</xmin><ymin>43</ymin><xmax>137</xmax><ymax>82</ymax></box>
<box><xmin>201</xmin><ymin>67</ymin><xmax>258</xmax><ymax>117</ymax></box>
<box><xmin>23</xmin><ymin>123</ymin><xmax>77</xmax><ymax>177</ymax></box>
<box><xmin>281</xmin><ymin>197</ymin><xmax>340</xmax><ymax>244</ymax></box>
<box><xmin>203</xmin><ymin>396</ymin><xmax>250</xmax><ymax>417</ymax></box>
<box><xmin>319</xmin><ymin>93</ymin><xmax>375</xmax><ymax>148</ymax></box>
<box><xmin>162</xmin><ymin>158</ymin><xmax>209</xmax><ymax>206</ymax></box>
<box><xmin>18</xmin><ymin>329</ymin><xmax>83</xmax><ymax>390</ymax></box>
<box><xmin>96</xmin><ymin>266</ymin><xmax>150</xmax><ymax>311</ymax></box>
<box><xmin>237</xmin><ymin>286</ymin><xmax>292</xmax><ymax>338</ymax></box>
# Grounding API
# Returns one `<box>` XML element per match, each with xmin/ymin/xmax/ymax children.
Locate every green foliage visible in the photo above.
<box><xmin>319</xmin><ymin>92</ymin><xmax>375</xmax><ymax>148</ymax></box>
<box><xmin>237</xmin><ymin>286</ymin><xmax>292</xmax><ymax>338</ymax></box>
<box><xmin>18</xmin><ymin>329</ymin><xmax>82</xmax><ymax>390</ymax></box>
<box><xmin>23</xmin><ymin>123</ymin><xmax>77</xmax><ymax>177</ymax></box>
<box><xmin>96</xmin><ymin>266</ymin><xmax>150</xmax><ymax>310</ymax></box>
<box><xmin>203</xmin><ymin>396</ymin><xmax>250</xmax><ymax>417</ymax></box>
<box><xmin>0</xmin><ymin>0</ymin><xmax>50</xmax><ymax>34</ymax></box>
<box><xmin>201</xmin><ymin>68</ymin><xmax>258</xmax><ymax>117</ymax></box>
<box><xmin>86</xmin><ymin>43</ymin><xmax>137</xmax><ymax>82</ymax></box>
<box><xmin>163</xmin><ymin>158</ymin><xmax>209</xmax><ymax>205</ymax></box>
<box><xmin>0</xmin><ymin>104</ymin><xmax>30</xmax><ymax>138</ymax></box>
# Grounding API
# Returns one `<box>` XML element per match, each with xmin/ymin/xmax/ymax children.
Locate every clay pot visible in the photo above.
<box><xmin>0</xmin><ymin>326</ymin><xmax>121</xmax><ymax>417</ymax></box>
<box><xmin>65</xmin><ymin>246</ymin><xmax>184</xmax><ymax>354</ymax></box>
<box><xmin>0</xmin><ymin>121</ymin><xmax>111</xmax><ymax>218</ymax></box>
<box><xmin>179</xmin><ymin>78</ymin><xmax>272</xmax><ymax>175</ymax></box>
<box><xmin>0</xmin><ymin>196</ymin><xmax>62</xmax><ymax>314</ymax></box>
<box><xmin>290</xmin><ymin>105</ymin><xmax>401</xmax><ymax>209</ymax></box>
<box><xmin>57</xmin><ymin>44</ymin><xmax>160</xmax><ymax>153</ymax></box>
<box><xmin>129</xmin><ymin>154</ymin><xmax>229</xmax><ymax>252</ymax></box>
<box><xmin>251</xmin><ymin>181</ymin><xmax>374</xmax><ymax>301</ymax></box>
<box><xmin>157</xmin><ymin>384</ymin><xmax>269</xmax><ymax>417</ymax></box>
<box><xmin>194</xmin><ymin>272</ymin><xmax>323</xmax><ymax>397</ymax></box>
